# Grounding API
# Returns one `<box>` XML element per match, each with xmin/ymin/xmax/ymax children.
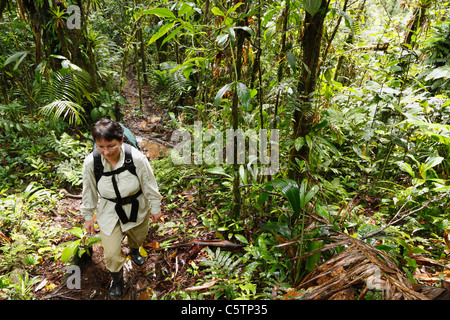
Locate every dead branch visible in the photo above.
<box><xmin>344</xmin><ymin>42</ymin><xmax>390</xmax><ymax>54</ymax></box>
<box><xmin>157</xmin><ymin>239</ymin><xmax>245</xmax><ymax>251</ymax></box>
<box><xmin>59</xmin><ymin>189</ymin><xmax>82</xmax><ymax>199</ymax></box>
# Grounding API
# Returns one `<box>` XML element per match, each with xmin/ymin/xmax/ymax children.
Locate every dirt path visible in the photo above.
<box><xmin>35</xmin><ymin>74</ymin><xmax>209</xmax><ymax>300</ymax></box>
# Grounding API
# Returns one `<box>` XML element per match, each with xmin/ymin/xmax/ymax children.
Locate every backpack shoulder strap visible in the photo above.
<box><xmin>93</xmin><ymin>148</ymin><xmax>103</xmax><ymax>184</ymax></box>
<box><xmin>123</xmin><ymin>143</ymin><xmax>137</xmax><ymax>176</ymax></box>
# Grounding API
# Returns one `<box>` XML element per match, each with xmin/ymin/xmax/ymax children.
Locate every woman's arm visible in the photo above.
<box><xmin>137</xmin><ymin>153</ymin><xmax>163</xmax><ymax>216</ymax></box>
<box><xmin>80</xmin><ymin>154</ymin><xmax>99</xmax><ymax>232</ymax></box>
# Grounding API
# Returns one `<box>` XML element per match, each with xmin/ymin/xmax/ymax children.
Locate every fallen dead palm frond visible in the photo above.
<box><xmin>296</xmin><ymin>233</ymin><xmax>429</xmax><ymax>300</ymax></box>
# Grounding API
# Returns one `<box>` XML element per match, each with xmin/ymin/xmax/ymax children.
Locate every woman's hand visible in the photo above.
<box><xmin>84</xmin><ymin>220</ymin><xmax>95</xmax><ymax>235</ymax></box>
<box><xmin>150</xmin><ymin>213</ymin><xmax>162</xmax><ymax>223</ymax></box>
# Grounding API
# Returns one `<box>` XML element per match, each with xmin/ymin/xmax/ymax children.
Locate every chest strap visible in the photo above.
<box><xmin>102</xmin><ymin>189</ymin><xmax>142</xmax><ymax>224</ymax></box>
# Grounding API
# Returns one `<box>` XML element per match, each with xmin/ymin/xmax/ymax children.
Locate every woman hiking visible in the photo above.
<box><xmin>80</xmin><ymin>118</ymin><xmax>162</xmax><ymax>299</ymax></box>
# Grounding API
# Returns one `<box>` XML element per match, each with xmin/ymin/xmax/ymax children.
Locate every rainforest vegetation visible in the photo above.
<box><xmin>1</xmin><ymin>0</ymin><xmax>450</xmax><ymax>300</ymax></box>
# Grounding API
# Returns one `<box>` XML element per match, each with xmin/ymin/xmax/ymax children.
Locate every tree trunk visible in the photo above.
<box><xmin>231</xmin><ymin>31</ymin><xmax>245</xmax><ymax>220</ymax></box>
<box><xmin>138</xmin><ymin>28</ymin><xmax>148</xmax><ymax>85</ymax></box>
<box><xmin>250</xmin><ymin>0</ymin><xmax>264</xmax><ymax>128</ymax></box>
<box><xmin>289</xmin><ymin>0</ymin><xmax>329</xmax><ymax>182</ymax></box>
<box><xmin>230</xmin><ymin>1</ymin><xmax>250</xmax><ymax>219</ymax></box>
<box><xmin>135</xmin><ymin>42</ymin><xmax>143</xmax><ymax>114</ymax></box>
<box><xmin>21</xmin><ymin>0</ymin><xmax>49</xmax><ymax>68</ymax></box>
<box><xmin>273</xmin><ymin>0</ymin><xmax>290</xmax><ymax>131</ymax></box>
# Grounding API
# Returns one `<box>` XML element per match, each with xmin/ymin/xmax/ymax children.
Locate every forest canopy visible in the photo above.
<box><xmin>1</xmin><ymin>0</ymin><xmax>450</xmax><ymax>301</ymax></box>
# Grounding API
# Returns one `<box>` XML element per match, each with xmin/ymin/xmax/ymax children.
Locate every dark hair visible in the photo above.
<box><xmin>92</xmin><ymin>118</ymin><xmax>124</xmax><ymax>142</ymax></box>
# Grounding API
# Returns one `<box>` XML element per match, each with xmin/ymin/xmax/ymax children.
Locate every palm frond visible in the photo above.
<box><xmin>296</xmin><ymin>233</ymin><xmax>429</xmax><ymax>300</ymax></box>
<box><xmin>37</xmin><ymin>61</ymin><xmax>92</xmax><ymax>125</ymax></box>
<box><xmin>39</xmin><ymin>100</ymin><xmax>86</xmax><ymax>125</ymax></box>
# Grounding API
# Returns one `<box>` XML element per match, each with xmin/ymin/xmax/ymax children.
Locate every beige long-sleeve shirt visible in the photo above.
<box><xmin>81</xmin><ymin>144</ymin><xmax>162</xmax><ymax>236</ymax></box>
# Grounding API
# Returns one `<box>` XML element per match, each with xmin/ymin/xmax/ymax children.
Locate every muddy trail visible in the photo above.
<box><xmin>35</xmin><ymin>74</ymin><xmax>216</xmax><ymax>300</ymax></box>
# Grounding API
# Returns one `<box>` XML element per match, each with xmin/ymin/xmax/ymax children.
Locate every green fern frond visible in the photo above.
<box><xmin>287</xmin><ymin>94</ymin><xmax>316</xmax><ymax>119</ymax></box>
<box><xmin>200</xmin><ymin>247</ymin><xmax>243</xmax><ymax>279</ymax></box>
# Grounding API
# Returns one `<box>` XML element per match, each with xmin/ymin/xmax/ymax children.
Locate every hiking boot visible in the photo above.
<box><xmin>129</xmin><ymin>248</ymin><xmax>146</xmax><ymax>266</ymax></box>
<box><xmin>109</xmin><ymin>268</ymin><xmax>123</xmax><ymax>299</ymax></box>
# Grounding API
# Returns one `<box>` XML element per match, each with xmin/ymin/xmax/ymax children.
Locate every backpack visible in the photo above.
<box><xmin>92</xmin><ymin>124</ymin><xmax>142</xmax><ymax>224</ymax></box>
<box><xmin>120</xmin><ymin>123</ymin><xmax>140</xmax><ymax>151</ymax></box>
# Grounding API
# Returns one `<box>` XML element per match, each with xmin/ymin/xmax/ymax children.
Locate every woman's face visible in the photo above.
<box><xmin>96</xmin><ymin>138</ymin><xmax>123</xmax><ymax>163</ymax></box>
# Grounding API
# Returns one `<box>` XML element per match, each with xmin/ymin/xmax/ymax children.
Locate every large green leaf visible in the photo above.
<box><xmin>211</xmin><ymin>6</ymin><xmax>225</xmax><ymax>16</ymax></box>
<box><xmin>148</xmin><ymin>21</ymin><xmax>176</xmax><ymax>46</ymax></box>
<box><xmin>260</xmin><ymin>222</ymin><xmax>291</xmax><ymax>238</ymax></box>
<box><xmin>272</xmin><ymin>178</ymin><xmax>301</xmax><ymax>218</ymax></box>
<box><xmin>285</xmin><ymin>185</ymin><xmax>302</xmax><ymax>218</ymax></box>
<box><xmin>135</xmin><ymin>8</ymin><xmax>176</xmax><ymax>19</ymax></box>
<box><xmin>178</xmin><ymin>3</ymin><xmax>194</xmax><ymax>17</ymax></box>
<box><xmin>4</xmin><ymin>51</ymin><xmax>28</xmax><ymax>71</ymax></box>
<box><xmin>420</xmin><ymin>156</ymin><xmax>444</xmax><ymax>179</ymax></box>
<box><xmin>67</xmin><ymin>227</ymin><xmax>84</xmax><ymax>239</ymax></box>
<box><xmin>272</xmin><ymin>178</ymin><xmax>318</xmax><ymax>220</ymax></box>
<box><xmin>424</xmin><ymin>65</ymin><xmax>450</xmax><ymax>81</ymax></box>
<box><xmin>207</xmin><ymin>166</ymin><xmax>232</xmax><ymax>178</ymax></box>
<box><xmin>303</xmin><ymin>0</ymin><xmax>323</xmax><ymax>16</ymax></box>
<box><xmin>60</xmin><ymin>239</ymin><xmax>81</xmax><ymax>263</ymax></box>
<box><xmin>300</xmin><ymin>179</ymin><xmax>319</xmax><ymax>210</ymax></box>
<box><xmin>236</xmin><ymin>82</ymin><xmax>251</xmax><ymax>109</ymax></box>
<box><xmin>161</xmin><ymin>25</ymin><xmax>184</xmax><ymax>46</ymax></box>
<box><xmin>86</xmin><ymin>236</ymin><xmax>101</xmax><ymax>246</ymax></box>
<box><xmin>214</xmin><ymin>82</ymin><xmax>234</xmax><ymax>107</ymax></box>
<box><xmin>287</xmin><ymin>51</ymin><xmax>296</xmax><ymax>74</ymax></box>
<box><xmin>306</xmin><ymin>240</ymin><xmax>323</xmax><ymax>271</ymax></box>
<box><xmin>397</xmin><ymin>161</ymin><xmax>415</xmax><ymax>178</ymax></box>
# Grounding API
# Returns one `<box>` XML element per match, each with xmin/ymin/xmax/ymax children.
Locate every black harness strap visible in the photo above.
<box><xmin>103</xmin><ymin>189</ymin><xmax>142</xmax><ymax>224</ymax></box>
<box><xmin>93</xmin><ymin>143</ymin><xmax>141</xmax><ymax>224</ymax></box>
